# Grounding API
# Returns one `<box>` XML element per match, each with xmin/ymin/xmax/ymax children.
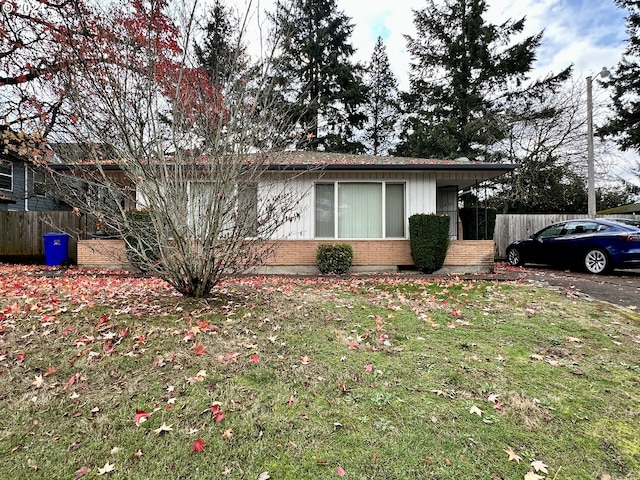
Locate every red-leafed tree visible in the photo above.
<box><xmin>0</xmin><ymin>0</ymin><xmax>97</xmax><ymax>158</ymax></box>
<box><xmin>47</xmin><ymin>0</ymin><xmax>305</xmax><ymax>298</ymax></box>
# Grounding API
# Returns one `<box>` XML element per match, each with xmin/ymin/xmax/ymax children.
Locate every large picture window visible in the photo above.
<box><xmin>315</xmin><ymin>182</ymin><xmax>405</xmax><ymax>239</ymax></box>
<box><xmin>0</xmin><ymin>160</ymin><xmax>12</xmax><ymax>191</ymax></box>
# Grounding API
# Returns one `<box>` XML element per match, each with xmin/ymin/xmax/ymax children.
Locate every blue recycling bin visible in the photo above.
<box><xmin>43</xmin><ymin>232</ymin><xmax>70</xmax><ymax>266</ymax></box>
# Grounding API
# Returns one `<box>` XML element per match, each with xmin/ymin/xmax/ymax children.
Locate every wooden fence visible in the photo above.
<box><xmin>494</xmin><ymin>214</ymin><xmax>639</xmax><ymax>259</ymax></box>
<box><xmin>2</xmin><ymin>211</ymin><xmax>638</xmax><ymax>263</ymax></box>
<box><xmin>0</xmin><ymin>211</ymin><xmax>83</xmax><ymax>261</ymax></box>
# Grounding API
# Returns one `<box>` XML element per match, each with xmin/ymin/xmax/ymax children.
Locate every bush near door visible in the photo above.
<box><xmin>409</xmin><ymin>214</ymin><xmax>450</xmax><ymax>273</ymax></box>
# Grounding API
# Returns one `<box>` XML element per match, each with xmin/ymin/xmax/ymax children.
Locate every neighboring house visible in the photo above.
<box><xmin>598</xmin><ymin>203</ymin><xmax>640</xmax><ymax>215</ymax></box>
<box><xmin>0</xmin><ymin>149</ymin><xmax>61</xmax><ymax>212</ymax></box>
<box><xmin>76</xmin><ymin>151</ymin><xmax>519</xmax><ymax>273</ymax></box>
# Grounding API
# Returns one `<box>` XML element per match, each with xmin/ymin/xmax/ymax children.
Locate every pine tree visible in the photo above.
<box><xmin>270</xmin><ymin>0</ymin><xmax>367</xmax><ymax>152</ymax></box>
<box><xmin>395</xmin><ymin>0</ymin><xmax>552</xmax><ymax>160</ymax></box>
<box><xmin>362</xmin><ymin>37</ymin><xmax>399</xmax><ymax>156</ymax></box>
<box><xmin>600</xmin><ymin>0</ymin><xmax>640</xmax><ymax>154</ymax></box>
<box><xmin>194</xmin><ymin>0</ymin><xmax>247</xmax><ymax>87</ymax></box>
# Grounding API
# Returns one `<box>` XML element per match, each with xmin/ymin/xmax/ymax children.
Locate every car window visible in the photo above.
<box><xmin>611</xmin><ymin>218</ymin><xmax>640</xmax><ymax>228</ymax></box>
<box><xmin>564</xmin><ymin>221</ymin><xmax>605</xmax><ymax>235</ymax></box>
<box><xmin>536</xmin><ymin>224</ymin><xmax>565</xmax><ymax>239</ymax></box>
<box><xmin>593</xmin><ymin>222</ymin><xmax>610</xmax><ymax>232</ymax></box>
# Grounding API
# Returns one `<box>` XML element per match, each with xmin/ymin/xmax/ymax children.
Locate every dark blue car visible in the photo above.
<box><xmin>506</xmin><ymin>218</ymin><xmax>640</xmax><ymax>274</ymax></box>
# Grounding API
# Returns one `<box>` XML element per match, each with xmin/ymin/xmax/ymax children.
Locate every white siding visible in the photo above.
<box><xmin>259</xmin><ymin>173</ymin><xmax>313</xmax><ymax>239</ymax></box>
<box><xmin>263</xmin><ymin>171</ymin><xmax>438</xmax><ymax>240</ymax></box>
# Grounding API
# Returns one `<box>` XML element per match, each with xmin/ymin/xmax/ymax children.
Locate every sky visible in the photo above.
<box><xmin>340</xmin><ymin>0</ymin><xmax>636</xmax><ymax>185</ymax></box>
<box><xmin>338</xmin><ymin>0</ymin><xmax>628</xmax><ymax>89</ymax></box>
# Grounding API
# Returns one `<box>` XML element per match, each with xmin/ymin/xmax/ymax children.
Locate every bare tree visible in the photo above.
<box><xmin>48</xmin><ymin>0</ymin><xmax>306</xmax><ymax>298</ymax></box>
<box><xmin>490</xmin><ymin>76</ymin><xmax>627</xmax><ymax>212</ymax></box>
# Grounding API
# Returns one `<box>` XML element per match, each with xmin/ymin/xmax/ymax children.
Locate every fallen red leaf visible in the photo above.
<box><xmin>337</xmin><ymin>465</ymin><xmax>346</xmax><ymax>476</ymax></box>
<box><xmin>191</xmin><ymin>437</ymin><xmax>206</xmax><ymax>452</ymax></box>
<box><xmin>63</xmin><ymin>373</ymin><xmax>80</xmax><ymax>390</ymax></box>
<box><xmin>192</xmin><ymin>342</ymin><xmax>206</xmax><ymax>356</ymax></box>
<box><xmin>210</xmin><ymin>405</ymin><xmax>225</xmax><ymax>423</ymax></box>
<box><xmin>250</xmin><ymin>354</ymin><xmax>260</xmax><ymax>363</ymax></box>
<box><xmin>94</xmin><ymin>313</ymin><xmax>109</xmax><ymax>329</ymax></box>
<box><xmin>74</xmin><ymin>466</ymin><xmax>91</xmax><ymax>479</ymax></box>
<box><xmin>133</xmin><ymin>409</ymin><xmax>150</xmax><ymax>426</ymax></box>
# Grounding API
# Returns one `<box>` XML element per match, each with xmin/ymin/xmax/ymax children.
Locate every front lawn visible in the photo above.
<box><xmin>0</xmin><ymin>265</ymin><xmax>638</xmax><ymax>479</ymax></box>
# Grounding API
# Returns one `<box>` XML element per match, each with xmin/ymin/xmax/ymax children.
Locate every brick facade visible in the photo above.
<box><xmin>77</xmin><ymin>239</ymin><xmax>134</xmax><ymax>271</ymax></box>
<box><xmin>77</xmin><ymin>239</ymin><xmax>494</xmax><ymax>273</ymax></box>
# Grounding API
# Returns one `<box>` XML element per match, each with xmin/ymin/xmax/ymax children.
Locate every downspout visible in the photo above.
<box><xmin>24</xmin><ymin>166</ymin><xmax>29</xmax><ymax>211</ymax></box>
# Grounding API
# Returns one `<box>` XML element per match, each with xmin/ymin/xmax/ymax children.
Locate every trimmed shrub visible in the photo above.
<box><xmin>409</xmin><ymin>214</ymin><xmax>450</xmax><ymax>273</ymax></box>
<box><xmin>316</xmin><ymin>243</ymin><xmax>354</xmax><ymax>274</ymax></box>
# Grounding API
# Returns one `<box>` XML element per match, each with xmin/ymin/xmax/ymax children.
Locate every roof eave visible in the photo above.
<box><xmin>266</xmin><ymin>163</ymin><xmax>520</xmax><ymax>172</ymax></box>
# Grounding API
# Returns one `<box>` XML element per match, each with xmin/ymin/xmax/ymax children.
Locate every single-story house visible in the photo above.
<box><xmin>598</xmin><ymin>203</ymin><xmax>640</xmax><ymax>215</ymax></box>
<box><xmin>75</xmin><ymin>151</ymin><xmax>518</xmax><ymax>274</ymax></box>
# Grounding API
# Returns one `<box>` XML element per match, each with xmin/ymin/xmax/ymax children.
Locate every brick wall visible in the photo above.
<box><xmin>77</xmin><ymin>239</ymin><xmax>134</xmax><ymax>270</ymax></box>
<box><xmin>77</xmin><ymin>239</ymin><xmax>494</xmax><ymax>273</ymax></box>
<box><xmin>262</xmin><ymin>240</ymin><xmax>414</xmax><ymax>266</ymax></box>
<box><xmin>262</xmin><ymin>239</ymin><xmax>493</xmax><ymax>269</ymax></box>
<box><xmin>442</xmin><ymin>240</ymin><xmax>494</xmax><ymax>266</ymax></box>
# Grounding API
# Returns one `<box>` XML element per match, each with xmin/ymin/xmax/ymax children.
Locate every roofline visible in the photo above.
<box><xmin>50</xmin><ymin>163</ymin><xmax>520</xmax><ymax>172</ymax></box>
<box><xmin>265</xmin><ymin>163</ymin><xmax>520</xmax><ymax>172</ymax></box>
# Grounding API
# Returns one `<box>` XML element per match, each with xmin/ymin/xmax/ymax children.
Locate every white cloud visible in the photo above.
<box><xmin>340</xmin><ymin>0</ymin><xmax>637</xmax><ymax>183</ymax></box>
<box><xmin>340</xmin><ymin>0</ymin><xmax>627</xmax><ymax>88</ymax></box>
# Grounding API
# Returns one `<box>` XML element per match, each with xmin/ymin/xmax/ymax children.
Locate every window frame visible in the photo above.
<box><xmin>32</xmin><ymin>169</ymin><xmax>47</xmax><ymax>197</ymax></box>
<box><xmin>0</xmin><ymin>160</ymin><xmax>13</xmax><ymax>191</ymax></box>
<box><xmin>314</xmin><ymin>180</ymin><xmax>407</xmax><ymax>240</ymax></box>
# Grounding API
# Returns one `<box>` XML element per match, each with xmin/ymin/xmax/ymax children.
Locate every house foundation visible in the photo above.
<box><xmin>77</xmin><ymin>239</ymin><xmax>495</xmax><ymax>274</ymax></box>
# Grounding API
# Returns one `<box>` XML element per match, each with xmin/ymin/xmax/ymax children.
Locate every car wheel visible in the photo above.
<box><xmin>506</xmin><ymin>247</ymin><xmax>523</xmax><ymax>266</ymax></box>
<box><xmin>584</xmin><ymin>248</ymin><xmax>609</xmax><ymax>274</ymax></box>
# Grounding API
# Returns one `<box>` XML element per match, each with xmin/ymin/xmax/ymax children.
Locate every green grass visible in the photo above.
<box><xmin>0</xmin><ymin>266</ymin><xmax>639</xmax><ymax>479</ymax></box>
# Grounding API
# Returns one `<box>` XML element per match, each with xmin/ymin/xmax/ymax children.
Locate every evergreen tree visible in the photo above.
<box><xmin>395</xmin><ymin>0</ymin><xmax>563</xmax><ymax>160</ymax></box>
<box><xmin>362</xmin><ymin>37</ymin><xmax>399</xmax><ymax>156</ymax></box>
<box><xmin>194</xmin><ymin>0</ymin><xmax>248</xmax><ymax>87</ymax></box>
<box><xmin>270</xmin><ymin>0</ymin><xmax>367</xmax><ymax>152</ymax></box>
<box><xmin>600</xmin><ymin>1</ymin><xmax>640</xmax><ymax>155</ymax></box>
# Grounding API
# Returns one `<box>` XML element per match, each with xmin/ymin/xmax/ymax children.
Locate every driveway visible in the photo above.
<box><xmin>489</xmin><ymin>263</ymin><xmax>640</xmax><ymax>312</ymax></box>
